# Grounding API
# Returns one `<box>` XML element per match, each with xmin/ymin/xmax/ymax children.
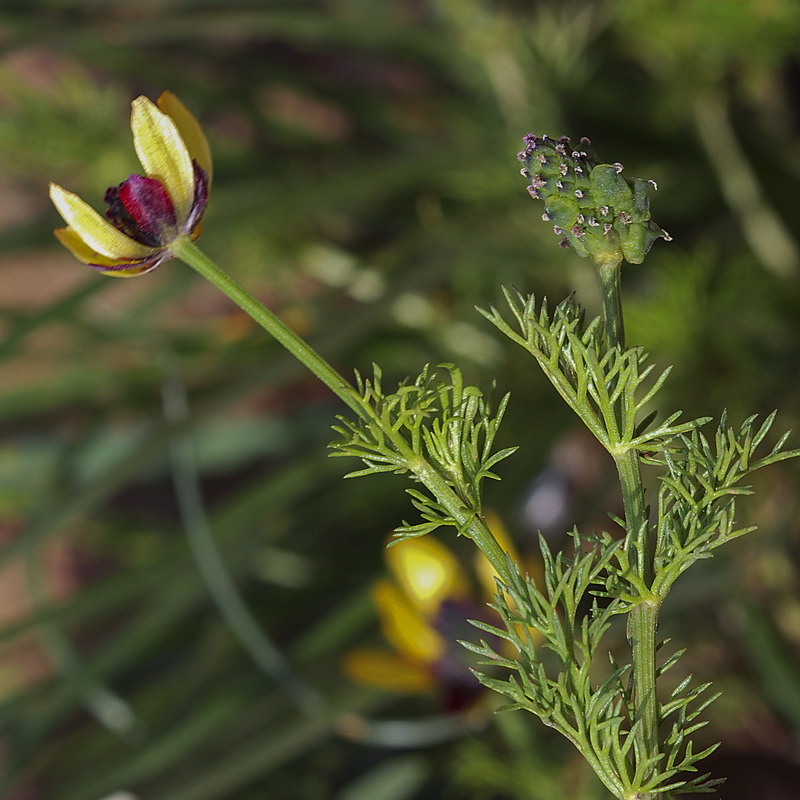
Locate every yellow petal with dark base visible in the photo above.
<box><xmin>49</xmin><ymin>183</ymin><xmax>155</xmax><ymax>260</ymax></box>
<box><xmin>387</xmin><ymin>537</ymin><xmax>468</xmax><ymax>616</ymax></box>
<box><xmin>54</xmin><ymin>227</ymin><xmax>128</xmax><ymax>267</ymax></box>
<box><xmin>373</xmin><ymin>579</ymin><xmax>443</xmax><ymax>663</ymax></box>
<box><xmin>54</xmin><ymin>228</ymin><xmax>160</xmax><ymax>277</ymax></box>
<box><xmin>342</xmin><ymin>649</ymin><xmax>433</xmax><ymax>694</ymax></box>
<box><xmin>474</xmin><ymin>511</ymin><xmax>519</xmax><ymax>600</ymax></box>
<box><xmin>130</xmin><ymin>96</ymin><xmax>194</xmax><ymax>223</ymax></box>
<box><xmin>158</xmin><ymin>91</ymin><xmax>212</xmax><ymax>184</ymax></box>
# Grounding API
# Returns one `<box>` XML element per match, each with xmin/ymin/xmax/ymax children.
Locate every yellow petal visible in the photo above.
<box><xmin>373</xmin><ymin>579</ymin><xmax>443</xmax><ymax>663</ymax></box>
<box><xmin>53</xmin><ymin>228</ymin><xmax>162</xmax><ymax>277</ymax></box>
<box><xmin>54</xmin><ymin>227</ymin><xmax>128</xmax><ymax>266</ymax></box>
<box><xmin>49</xmin><ymin>183</ymin><xmax>155</xmax><ymax>260</ymax></box>
<box><xmin>474</xmin><ymin>511</ymin><xmax>519</xmax><ymax>600</ymax></box>
<box><xmin>342</xmin><ymin>649</ymin><xmax>433</xmax><ymax>694</ymax></box>
<box><xmin>130</xmin><ymin>95</ymin><xmax>195</xmax><ymax>223</ymax></box>
<box><xmin>386</xmin><ymin>536</ymin><xmax>468</xmax><ymax>616</ymax></box>
<box><xmin>158</xmin><ymin>91</ymin><xmax>212</xmax><ymax>185</ymax></box>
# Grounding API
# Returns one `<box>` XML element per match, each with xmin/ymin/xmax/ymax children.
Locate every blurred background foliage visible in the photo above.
<box><xmin>1</xmin><ymin>1</ymin><xmax>800</xmax><ymax>798</ymax></box>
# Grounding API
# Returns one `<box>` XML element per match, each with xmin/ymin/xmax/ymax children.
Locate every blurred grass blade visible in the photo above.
<box><xmin>160</xmin><ymin>357</ymin><xmax>323</xmax><ymax>714</ymax></box>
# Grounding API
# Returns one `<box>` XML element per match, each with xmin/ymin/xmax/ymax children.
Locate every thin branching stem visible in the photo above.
<box><xmin>173</xmin><ymin>236</ymin><xmax>369</xmax><ymax>420</ymax></box>
<box><xmin>594</xmin><ymin>254</ymin><xmax>663</xmax><ymax>799</ymax></box>
<box><xmin>174</xmin><ymin>237</ymin><xmax>514</xmax><ymax>585</ymax></box>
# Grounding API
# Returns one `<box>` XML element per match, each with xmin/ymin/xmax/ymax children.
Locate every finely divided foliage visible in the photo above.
<box><xmin>42</xmin><ymin>71</ymin><xmax>800</xmax><ymax>798</ymax></box>
<box><xmin>331</xmin><ymin>364</ymin><xmax>516</xmax><ymax>542</ymax></box>
<box><xmin>469</xmin><ymin>287</ymin><xmax>797</xmax><ymax>795</ymax></box>
<box><xmin>463</xmin><ymin>539</ymin><xmax>724</xmax><ymax>797</ymax></box>
<box><xmin>650</xmin><ymin>412</ymin><xmax>797</xmax><ymax>598</ymax></box>
<box><xmin>479</xmin><ymin>289</ymin><xmax>705</xmax><ymax>455</ymax></box>
<box><xmin>332</xmin><ymin>285</ymin><xmax>797</xmax><ymax>797</ymax></box>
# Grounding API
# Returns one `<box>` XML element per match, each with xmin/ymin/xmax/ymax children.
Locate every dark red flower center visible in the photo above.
<box><xmin>104</xmin><ymin>174</ymin><xmax>177</xmax><ymax>247</ymax></box>
<box><xmin>102</xmin><ymin>161</ymin><xmax>209</xmax><ymax>259</ymax></box>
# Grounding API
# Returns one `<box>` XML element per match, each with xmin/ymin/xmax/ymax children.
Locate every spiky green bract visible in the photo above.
<box><xmin>517</xmin><ymin>134</ymin><xmax>671</xmax><ymax>265</ymax></box>
<box><xmin>330</xmin><ymin>363</ymin><xmax>516</xmax><ymax>546</ymax></box>
<box><xmin>463</xmin><ymin>531</ymin><xmax>724</xmax><ymax>798</ymax></box>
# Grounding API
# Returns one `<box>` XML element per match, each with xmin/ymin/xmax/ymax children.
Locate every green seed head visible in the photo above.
<box><xmin>517</xmin><ymin>134</ymin><xmax>671</xmax><ymax>265</ymax></box>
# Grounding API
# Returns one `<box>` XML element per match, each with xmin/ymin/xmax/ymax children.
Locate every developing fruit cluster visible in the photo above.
<box><xmin>517</xmin><ymin>134</ymin><xmax>671</xmax><ymax>265</ymax></box>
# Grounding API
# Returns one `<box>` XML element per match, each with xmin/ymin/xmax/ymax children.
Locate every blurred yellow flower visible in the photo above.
<box><xmin>344</xmin><ymin>514</ymin><xmax>519</xmax><ymax>711</ymax></box>
<box><xmin>49</xmin><ymin>92</ymin><xmax>212</xmax><ymax>277</ymax></box>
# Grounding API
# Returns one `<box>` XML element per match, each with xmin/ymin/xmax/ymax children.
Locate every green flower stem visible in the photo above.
<box><xmin>618</xmin><ymin>470</ymin><xmax>661</xmax><ymax>800</ymax></box>
<box><xmin>172</xmin><ymin>237</ymin><xmax>512</xmax><ymax>585</ymax></box>
<box><xmin>594</xmin><ymin>256</ymin><xmax>626</xmax><ymax>354</ymax></box>
<box><xmin>594</xmin><ymin>255</ymin><xmax>661</xmax><ymax>798</ymax></box>
<box><xmin>616</xmin><ymin>447</ymin><xmax>660</xmax><ymax>799</ymax></box>
<box><xmin>628</xmin><ymin>600</ymin><xmax>661</xmax><ymax>793</ymax></box>
<box><xmin>172</xmin><ymin>236</ymin><xmax>369</xmax><ymax>421</ymax></box>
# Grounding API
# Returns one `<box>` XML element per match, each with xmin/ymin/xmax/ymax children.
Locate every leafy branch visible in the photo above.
<box><xmin>650</xmin><ymin>411</ymin><xmax>800</xmax><ymax>597</ymax></box>
<box><xmin>479</xmin><ymin>288</ymin><xmax>706</xmax><ymax>457</ymax></box>
<box><xmin>461</xmin><ymin>529</ymin><xmax>723</xmax><ymax>797</ymax></box>
<box><xmin>181</xmin><ymin>128</ymin><xmax>798</xmax><ymax>799</ymax></box>
<box><xmin>326</xmin><ymin>292</ymin><xmax>798</xmax><ymax>799</ymax></box>
<box><xmin>462</xmin><ymin>531</ymin><xmax>630</xmax><ymax>797</ymax></box>
<box><xmin>471</xmin><ymin>278</ymin><xmax>798</xmax><ymax>797</ymax></box>
<box><xmin>330</xmin><ymin>364</ymin><xmax>516</xmax><ymax>566</ymax></box>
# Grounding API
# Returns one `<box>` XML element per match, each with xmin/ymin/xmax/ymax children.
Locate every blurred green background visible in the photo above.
<box><xmin>2</xmin><ymin>1</ymin><xmax>800</xmax><ymax>798</ymax></box>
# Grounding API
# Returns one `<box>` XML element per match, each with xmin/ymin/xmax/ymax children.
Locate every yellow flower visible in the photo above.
<box><xmin>344</xmin><ymin>516</ymin><xmax>519</xmax><ymax>711</ymax></box>
<box><xmin>49</xmin><ymin>92</ymin><xmax>212</xmax><ymax>277</ymax></box>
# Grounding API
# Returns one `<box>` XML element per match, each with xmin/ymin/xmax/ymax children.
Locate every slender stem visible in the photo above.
<box><xmin>593</xmin><ymin>255</ymin><xmax>661</xmax><ymax>798</ymax></box>
<box><xmin>627</xmin><ymin>600</ymin><xmax>662</xmax><ymax>794</ymax></box>
<box><xmin>617</xmin><ymin>449</ymin><xmax>660</xmax><ymax>799</ymax></box>
<box><xmin>173</xmin><ymin>238</ymin><xmax>512</xmax><ymax>585</ymax></box>
<box><xmin>172</xmin><ymin>236</ymin><xmax>368</xmax><ymax>420</ymax></box>
<box><xmin>615</xmin><ymin>449</ymin><xmax>651</xmax><ymax>587</ymax></box>
<box><xmin>161</xmin><ymin>356</ymin><xmax>323</xmax><ymax>714</ymax></box>
<box><xmin>594</xmin><ymin>257</ymin><xmax>626</xmax><ymax>350</ymax></box>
